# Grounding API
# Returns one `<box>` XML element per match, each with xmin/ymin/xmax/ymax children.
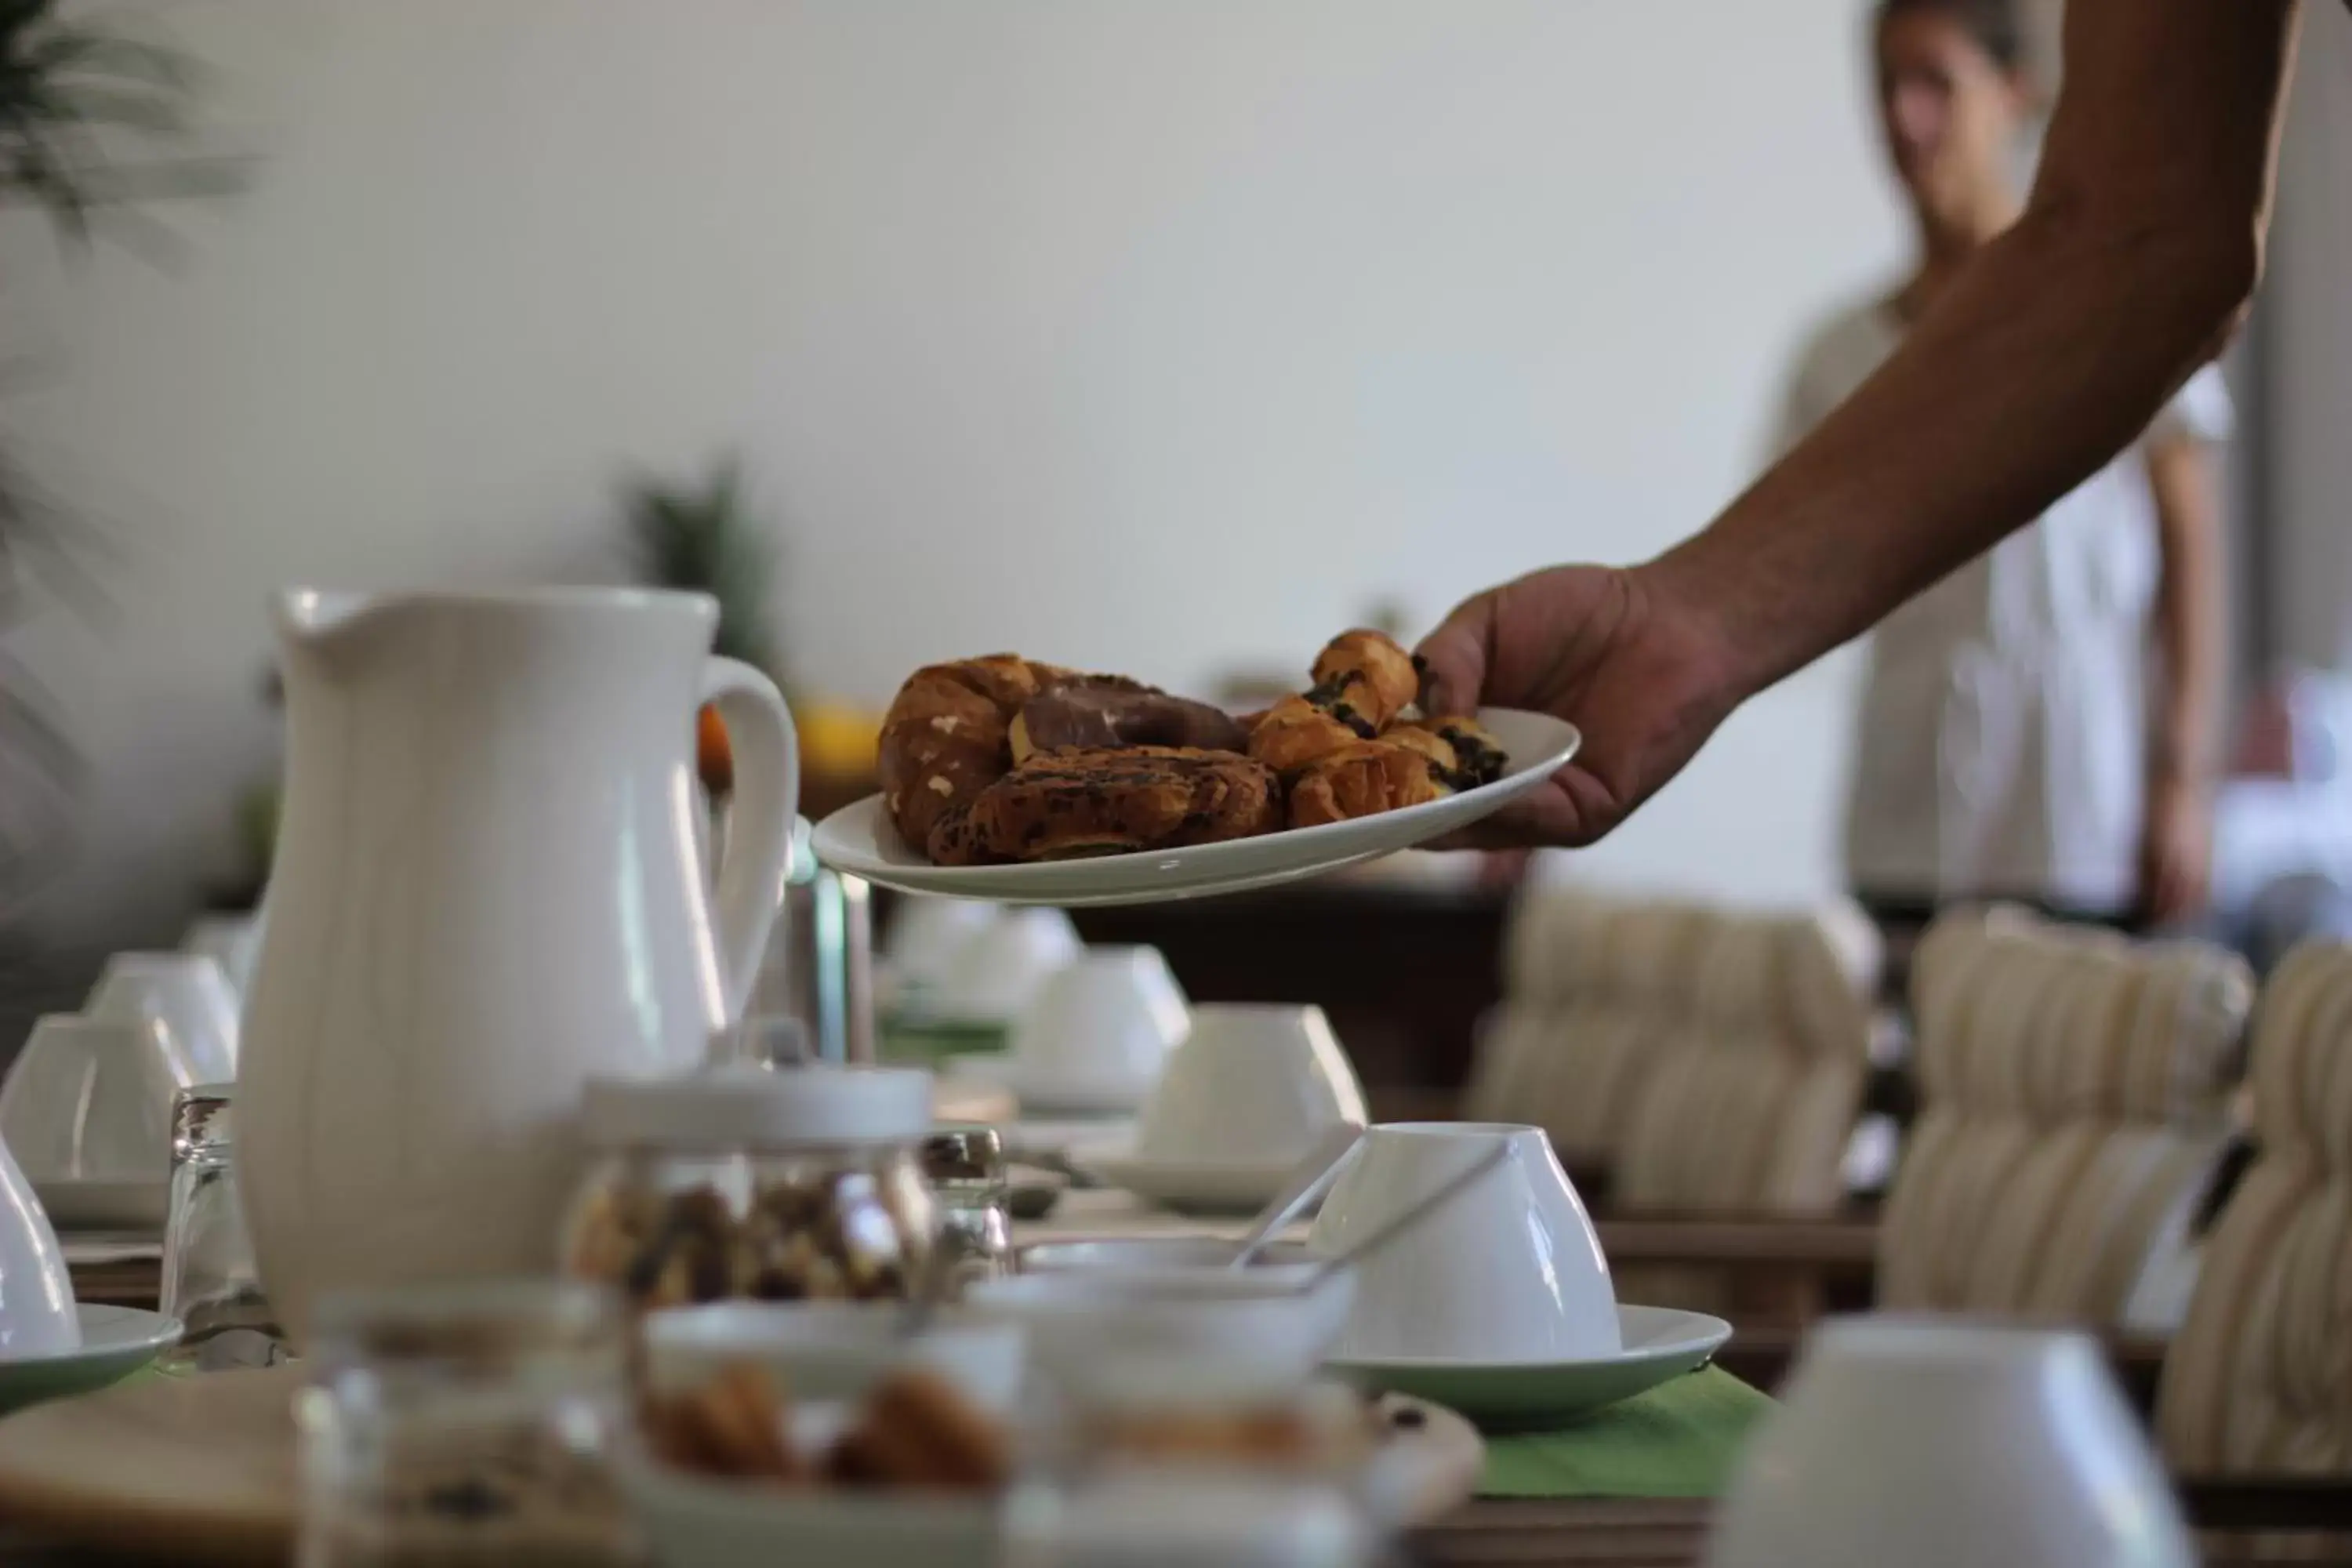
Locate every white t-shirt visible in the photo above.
<box><xmin>1778</xmin><ymin>293</ymin><xmax>2234</xmax><ymax>912</ymax></box>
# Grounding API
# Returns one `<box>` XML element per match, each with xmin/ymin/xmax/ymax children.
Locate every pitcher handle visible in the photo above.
<box><xmin>700</xmin><ymin>658</ymin><xmax>800</xmax><ymax>1020</ymax></box>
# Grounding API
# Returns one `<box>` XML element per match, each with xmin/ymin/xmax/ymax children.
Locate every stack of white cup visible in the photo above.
<box><xmin>0</xmin><ymin>913</ymin><xmax>256</xmax><ymax>1231</ymax></box>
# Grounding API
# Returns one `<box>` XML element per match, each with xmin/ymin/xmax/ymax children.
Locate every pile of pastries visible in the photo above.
<box><xmin>643</xmin><ymin>1359</ymin><xmax>1415</xmax><ymax>1494</ymax></box>
<box><xmin>878</xmin><ymin>630</ymin><xmax>1509</xmax><ymax>866</ymax></box>
<box><xmin>644</xmin><ymin>1363</ymin><xmax>1011</xmax><ymax>1492</ymax></box>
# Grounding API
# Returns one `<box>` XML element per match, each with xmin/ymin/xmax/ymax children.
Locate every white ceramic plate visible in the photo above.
<box><xmin>31</xmin><ymin>1178</ymin><xmax>167</xmax><ymax>1232</ymax></box>
<box><xmin>0</xmin><ymin>1306</ymin><xmax>183</xmax><ymax>1414</ymax></box>
<box><xmin>942</xmin><ymin>1054</ymin><xmax>1152</xmax><ymax>1119</ymax></box>
<box><xmin>625</xmin><ymin>1446</ymin><xmax>999</xmax><ymax>1568</ymax></box>
<box><xmin>1325</xmin><ymin>1305</ymin><xmax>1733</xmax><ymax>1430</ymax></box>
<box><xmin>811</xmin><ymin>708</ymin><xmax>1580</xmax><ymax>907</ymax></box>
<box><xmin>1076</xmin><ymin>1147</ymin><xmax>1302</xmax><ymax>1214</ymax></box>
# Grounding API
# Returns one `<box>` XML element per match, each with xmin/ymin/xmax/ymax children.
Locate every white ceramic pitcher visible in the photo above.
<box><xmin>238</xmin><ymin>587</ymin><xmax>798</xmax><ymax>1340</ymax></box>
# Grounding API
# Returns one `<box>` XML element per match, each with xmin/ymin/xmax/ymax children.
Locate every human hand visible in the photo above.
<box><xmin>1414</xmin><ymin>561</ymin><xmax>1744</xmax><ymax>849</ymax></box>
<box><xmin>2138</xmin><ymin>772</ymin><xmax>2213</xmax><ymax>926</ymax></box>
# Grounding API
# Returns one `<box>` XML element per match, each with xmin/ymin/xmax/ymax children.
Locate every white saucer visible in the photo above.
<box><xmin>1076</xmin><ymin>1147</ymin><xmax>1301</xmax><ymax>1214</ymax></box>
<box><xmin>811</xmin><ymin>708</ymin><xmax>1580</xmax><ymax>907</ymax></box>
<box><xmin>943</xmin><ymin>1055</ymin><xmax>1153</xmax><ymax>1119</ymax></box>
<box><xmin>0</xmin><ymin>1306</ymin><xmax>183</xmax><ymax>1414</ymax></box>
<box><xmin>1326</xmin><ymin>1305</ymin><xmax>1733</xmax><ymax>1430</ymax></box>
<box><xmin>31</xmin><ymin>1178</ymin><xmax>167</xmax><ymax>1232</ymax></box>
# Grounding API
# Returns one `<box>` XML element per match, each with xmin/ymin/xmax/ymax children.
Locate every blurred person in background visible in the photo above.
<box><xmin>1416</xmin><ymin>2</ymin><xmax>2291</xmax><ymax>878</ymax></box>
<box><xmin>1779</xmin><ymin>0</ymin><xmax>2232</xmax><ymax>942</ymax></box>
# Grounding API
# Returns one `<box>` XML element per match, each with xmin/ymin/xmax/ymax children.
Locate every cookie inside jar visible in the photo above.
<box><xmin>564</xmin><ymin>1066</ymin><xmax>941</xmax><ymax>1313</ymax></box>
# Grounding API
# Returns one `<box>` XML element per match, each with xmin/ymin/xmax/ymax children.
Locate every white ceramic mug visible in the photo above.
<box><xmin>181</xmin><ymin>913</ymin><xmax>265</xmax><ymax>1001</ymax></box>
<box><xmin>883</xmin><ymin>898</ymin><xmax>1001</xmax><ymax>998</ymax></box>
<box><xmin>1133</xmin><ymin>1004</ymin><xmax>1367</xmax><ymax>1168</ymax></box>
<box><xmin>0</xmin><ymin>1132</ymin><xmax>78</xmax><ymax>1355</ymax></box>
<box><xmin>86</xmin><ymin>952</ymin><xmax>240</xmax><ymax>1083</ymax></box>
<box><xmin>1308</xmin><ymin>1121</ymin><xmax>1617</xmax><ymax>1363</ymax></box>
<box><xmin>1010</xmin><ymin>946</ymin><xmax>1189</xmax><ymax>1101</ymax></box>
<box><xmin>932</xmin><ymin>908</ymin><xmax>1081</xmax><ymax>1023</ymax></box>
<box><xmin>1707</xmin><ymin>1319</ymin><xmax>2194</xmax><ymax>1568</ymax></box>
<box><xmin>1</xmin><ymin>1014</ymin><xmax>191</xmax><ymax>1185</ymax></box>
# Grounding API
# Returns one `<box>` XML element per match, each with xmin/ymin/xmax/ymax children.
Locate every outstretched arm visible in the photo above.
<box><xmin>1421</xmin><ymin>0</ymin><xmax>2301</xmax><ymax>849</ymax></box>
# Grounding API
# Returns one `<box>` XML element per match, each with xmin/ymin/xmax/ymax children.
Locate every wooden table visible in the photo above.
<box><xmin>1410</xmin><ymin>1498</ymin><xmax>1710</xmax><ymax>1564</ymax></box>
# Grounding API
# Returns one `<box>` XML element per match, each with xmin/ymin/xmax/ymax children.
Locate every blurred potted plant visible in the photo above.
<box><xmin>622</xmin><ymin>456</ymin><xmax>784</xmax><ymax>797</ymax></box>
<box><xmin>1</xmin><ymin>0</ymin><xmax>241</xmax><ymax>911</ymax></box>
<box><xmin>619</xmin><ymin>456</ymin><xmax>878</xmax><ymax>814</ymax></box>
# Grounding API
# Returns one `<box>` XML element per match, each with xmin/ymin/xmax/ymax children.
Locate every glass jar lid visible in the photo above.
<box><xmin>581</xmin><ymin>1064</ymin><xmax>932</xmax><ymax>1152</ymax></box>
<box><xmin>923</xmin><ymin>1123</ymin><xmax>1006</xmax><ymax>1185</ymax></box>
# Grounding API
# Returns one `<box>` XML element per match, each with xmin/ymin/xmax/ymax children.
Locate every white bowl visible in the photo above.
<box><xmin>883</xmin><ymin>898</ymin><xmax>1002</xmax><ymax>994</ymax></box>
<box><xmin>930</xmin><ymin>909</ymin><xmax>1081</xmax><ymax>1024</ymax></box>
<box><xmin>1133</xmin><ymin>1004</ymin><xmax>1366</xmax><ymax>1168</ymax></box>
<box><xmin>1</xmin><ymin>1015</ymin><xmax>190</xmax><ymax>1185</ymax></box>
<box><xmin>643</xmin><ymin>1300</ymin><xmax>1027</xmax><ymax>1416</ymax></box>
<box><xmin>964</xmin><ymin>1264</ymin><xmax>1353</xmax><ymax>1406</ymax></box>
<box><xmin>85</xmin><ymin>953</ymin><xmax>240</xmax><ymax>1083</ymax></box>
<box><xmin>1308</xmin><ymin>1122</ymin><xmax>1617</xmax><ymax>1363</ymax></box>
<box><xmin>180</xmin><ymin>914</ymin><xmax>265</xmax><ymax>1002</ymax></box>
<box><xmin>1708</xmin><ymin>1319</ymin><xmax>2194</xmax><ymax>1568</ymax></box>
<box><xmin>1007</xmin><ymin>946</ymin><xmax>1189</xmax><ymax>1105</ymax></box>
<box><xmin>0</xmin><ymin>1134</ymin><xmax>77</xmax><ymax>1356</ymax></box>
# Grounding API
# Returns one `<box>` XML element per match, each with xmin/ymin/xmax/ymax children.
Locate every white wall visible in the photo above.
<box><xmin>2270</xmin><ymin>2</ymin><xmax>2352</xmax><ymax>671</ymax></box>
<box><xmin>2</xmin><ymin>0</ymin><xmax>1901</xmax><ymax>941</ymax></box>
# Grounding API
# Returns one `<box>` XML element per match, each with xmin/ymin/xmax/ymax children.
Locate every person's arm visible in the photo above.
<box><xmin>1655</xmin><ymin>0</ymin><xmax>2296</xmax><ymax>705</ymax></box>
<box><xmin>1419</xmin><ymin>0</ymin><xmax>2300</xmax><ymax>850</ymax></box>
<box><xmin>2140</xmin><ymin>429</ymin><xmax>2227</xmax><ymax>920</ymax></box>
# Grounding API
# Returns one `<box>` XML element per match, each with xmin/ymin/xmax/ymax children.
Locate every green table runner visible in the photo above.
<box><xmin>878</xmin><ymin>1018</ymin><xmax>1007</xmax><ymax>1065</ymax></box>
<box><xmin>1478</xmin><ymin>1367</ymin><xmax>1772</xmax><ymax>1498</ymax></box>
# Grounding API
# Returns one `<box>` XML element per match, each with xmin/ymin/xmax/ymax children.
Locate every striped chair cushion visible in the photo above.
<box><xmin>1879</xmin><ymin>909</ymin><xmax>2251</xmax><ymax>1328</ymax></box>
<box><xmin>2159</xmin><ymin>942</ymin><xmax>2352</xmax><ymax>1475</ymax></box>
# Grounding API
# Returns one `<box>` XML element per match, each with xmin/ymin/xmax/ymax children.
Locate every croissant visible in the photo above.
<box><xmin>1288</xmin><ymin>741</ymin><xmax>1449</xmax><ymax>829</ymax></box>
<box><xmin>1430</xmin><ymin>716</ymin><xmax>1510</xmax><ymax>787</ymax></box>
<box><xmin>1308</xmin><ymin>630</ymin><xmax>1421</xmax><ymax>733</ymax></box>
<box><xmin>1386</xmin><ymin>718</ymin><xmax>1510</xmax><ymax>789</ymax></box>
<box><xmin>1248</xmin><ymin>694</ymin><xmax>1367</xmax><ymax>776</ymax></box>
<box><xmin>1380</xmin><ymin>723</ymin><xmax>1459</xmax><ymax>776</ymax></box>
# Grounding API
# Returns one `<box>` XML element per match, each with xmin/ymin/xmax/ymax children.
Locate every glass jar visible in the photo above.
<box><xmin>295</xmin><ymin>1279</ymin><xmax>639</xmax><ymax>1568</ymax></box>
<box><xmin>160</xmin><ymin>1083</ymin><xmax>287</xmax><ymax>1372</ymax></box>
<box><xmin>563</xmin><ymin>1065</ymin><xmax>940</xmax><ymax>1312</ymax></box>
<box><xmin>924</xmin><ymin>1124</ymin><xmax>1014</xmax><ymax>1290</ymax></box>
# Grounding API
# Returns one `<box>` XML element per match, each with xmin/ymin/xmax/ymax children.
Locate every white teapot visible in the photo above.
<box><xmin>238</xmin><ymin>588</ymin><xmax>797</xmax><ymax>1340</ymax></box>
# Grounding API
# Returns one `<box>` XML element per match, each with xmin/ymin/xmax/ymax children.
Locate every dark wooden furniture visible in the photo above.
<box><xmin>1071</xmin><ymin>882</ymin><xmax>1513</xmax><ymax>1094</ymax></box>
<box><xmin>1412</xmin><ymin>1498</ymin><xmax>1711</xmax><ymax>1565</ymax></box>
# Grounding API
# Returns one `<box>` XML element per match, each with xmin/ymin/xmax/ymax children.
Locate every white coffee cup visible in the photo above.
<box><xmin>1707</xmin><ymin>1318</ymin><xmax>2194</xmax><ymax>1568</ymax></box>
<box><xmin>0</xmin><ymin>1014</ymin><xmax>191</xmax><ymax>1184</ymax></box>
<box><xmin>180</xmin><ymin>913</ymin><xmax>265</xmax><ymax>1000</ymax></box>
<box><xmin>1133</xmin><ymin>1004</ymin><xmax>1367</xmax><ymax>1168</ymax></box>
<box><xmin>1308</xmin><ymin>1121</ymin><xmax>1617</xmax><ymax>1363</ymax></box>
<box><xmin>86</xmin><ymin>952</ymin><xmax>240</xmax><ymax>1083</ymax></box>
<box><xmin>931</xmin><ymin>908</ymin><xmax>1081</xmax><ymax>1022</ymax></box>
<box><xmin>1009</xmin><ymin>946</ymin><xmax>1189</xmax><ymax>1103</ymax></box>
<box><xmin>884</xmin><ymin>898</ymin><xmax>1001</xmax><ymax>992</ymax></box>
<box><xmin>0</xmin><ymin>1131</ymin><xmax>78</xmax><ymax>1356</ymax></box>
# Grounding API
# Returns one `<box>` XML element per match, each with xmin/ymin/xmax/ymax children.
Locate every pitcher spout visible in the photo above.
<box><xmin>274</xmin><ymin>588</ymin><xmax>383</xmax><ymax>653</ymax></box>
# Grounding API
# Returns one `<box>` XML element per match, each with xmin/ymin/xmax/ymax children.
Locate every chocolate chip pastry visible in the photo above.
<box><xmin>930</xmin><ymin>745</ymin><xmax>1280</xmax><ymax>865</ymax></box>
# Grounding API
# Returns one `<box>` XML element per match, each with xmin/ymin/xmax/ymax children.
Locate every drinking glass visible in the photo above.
<box><xmin>925</xmin><ymin>1124</ymin><xmax>1014</xmax><ymax>1290</ymax></box>
<box><xmin>296</xmin><ymin>1279</ymin><xmax>641</xmax><ymax>1567</ymax></box>
<box><xmin>160</xmin><ymin>1084</ymin><xmax>287</xmax><ymax>1371</ymax></box>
